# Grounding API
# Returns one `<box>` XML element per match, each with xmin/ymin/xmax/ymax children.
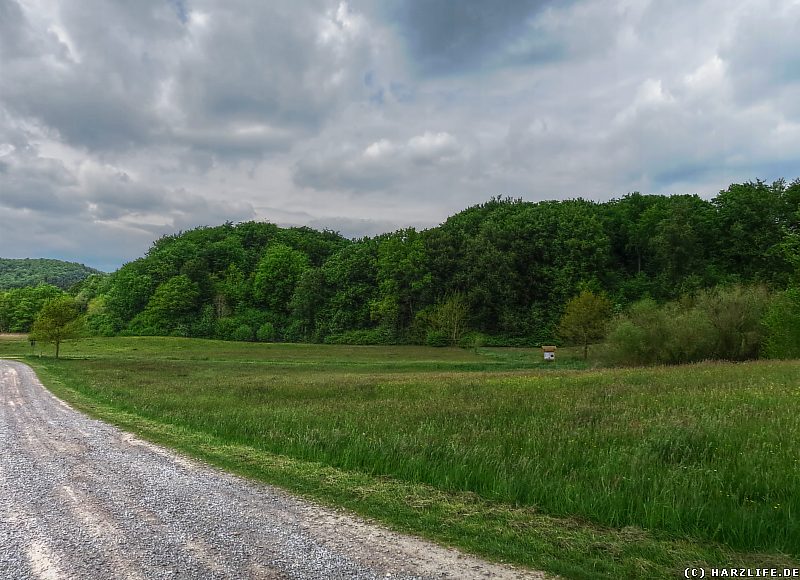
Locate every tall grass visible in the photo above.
<box><xmin>27</xmin><ymin>338</ymin><xmax>800</xmax><ymax>557</ymax></box>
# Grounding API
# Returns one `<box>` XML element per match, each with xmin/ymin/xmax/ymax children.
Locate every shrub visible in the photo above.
<box><xmin>231</xmin><ymin>324</ymin><xmax>254</xmax><ymax>342</ymax></box>
<box><xmin>425</xmin><ymin>329</ymin><xmax>449</xmax><ymax>347</ymax></box>
<box><xmin>696</xmin><ymin>284</ymin><xmax>770</xmax><ymax>360</ymax></box>
<box><xmin>256</xmin><ymin>322</ymin><xmax>277</xmax><ymax>342</ymax></box>
<box><xmin>324</xmin><ymin>328</ymin><xmax>393</xmax><ymax>345</ymax></box>
<box><xmin>762</xmin><ymin>287</ymin><xmax>800</xmax><ymax>359</ymax></box>
<box><xmin>604</xmin><ymin>299</ymin><xmax>666</xmax><ymax>365</ymax></box>
<box><xmin>605</xmin><ymin>285</ymin><xmax>773</xmax><ymax>366</ymax></box>
<box><xmin>458</xmin><ymin>331</ymin><xmax>487</xmax><ymax>350</ymax></box>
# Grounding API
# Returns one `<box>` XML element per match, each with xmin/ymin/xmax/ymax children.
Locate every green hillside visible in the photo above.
<box><xmin>0</xmin><ymin>258</ymin><xmax>103</xmax><ymax>290</ymax></box>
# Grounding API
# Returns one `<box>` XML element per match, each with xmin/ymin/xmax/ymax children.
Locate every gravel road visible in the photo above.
<box><xmin>0</xmin><ymin>360</ymin><xmax>545</xmax><ymax>580</ymax></box>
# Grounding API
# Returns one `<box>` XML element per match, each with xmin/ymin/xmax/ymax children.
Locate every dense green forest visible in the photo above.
<box><xmin>3</xmin><ymin>178</ymin><xmax>799</xmax><ymax>351</ymax></box>
<box><xmin>0</xmin><ymin>258</ymin><xmax>101</xmax><ymax>290</ymax></box>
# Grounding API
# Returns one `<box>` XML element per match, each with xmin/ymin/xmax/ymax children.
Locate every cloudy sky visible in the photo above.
<box><xmin>1</xmin><ymin>0</ymin><xmax>799</xmax><ymax>270</ymax></box>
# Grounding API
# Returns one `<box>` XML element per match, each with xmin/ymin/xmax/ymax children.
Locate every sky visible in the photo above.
<box><xmin>1</xmin><ymin>0</ymin><xmax>799</xmax><ymax>271</ymax></box>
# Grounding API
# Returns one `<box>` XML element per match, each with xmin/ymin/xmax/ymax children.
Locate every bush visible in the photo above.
<box><xmin>696</xmin><ymin>284</ymin><xmax>770</xmax><ymax>360</ymax></box>
<box><xmin>231</xmin><ymin>324</ymin><xmax>254</xmax><ymax>342</ymax></box>
<box><xmin>660</xmin><ymin>305</ymin><xmax>716</xmax><ymax>364</ymax></box>
<box><xmin>324</xmin><ymin>328</ymin><xmax>393</xmax><ymax>345</ymax></box>
<box><xmin>215</xmin><ymin>317</ymin><xmax>237</xmax><ymax>340</ymax></box>
<box><xmin>605</xmin><ymin>285</ymin><xmax>772</xmax><ymax>366</ymax></box>
<box><xmin>170</xmin><ymin>323</ymin><xmax>191</xmax><ymax>338</ymax></box>
<box><xmin>84</xmin><ymin>312</ymin><xmax>118</xmax><ymax>337</ymax></box>
<box><xmin>762</xmin><ymin>287</ymin><xmax>800</xmax><ymax>359</ymax></box>
<box><xmin>458</xmin><ymin>331</ymin><xmax>487</xmax><ymax>350</ymax></box>
<box><xmin>256</xmin><ymin>322</ymin><xmax>277</xmax><ymax>342</ymax></box>
<box><xmin>479</xmin><ymin>334</ymin><xmax>537</xmax><ymax>347</ymax></box>
<box><xmin>191</xmin><ymin>305</ymin><xmax>216</xmax><ymax>338</ymax></box>
<box><xmin>425</xmin><ymin>329</ymin><xmax>449</xmax><ymax>347</ymax></box>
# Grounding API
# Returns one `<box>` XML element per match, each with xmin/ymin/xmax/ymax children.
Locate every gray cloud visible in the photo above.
<box><xmin>381</xmin><ymin>0</ymin><xmax>565</xmax><ymax>74</ymax></box>
<box><xmin>1</xmin><ymin>0</ymin><xmax>799</xmax><ymax>269</ymax></box>
<box><xmin>307</xmin><ymin>216</ymin><xmax>433</xmax><ymax>239</ymax></box>
<box><xmin>721</xmin><ymin>2</ymin><xmax>800</xmax><ymax>117</ymax></box>
<box><xmin>294</xmin><ymin>131</ymin><xmax>470</xmax><ymax>192</ymax></box>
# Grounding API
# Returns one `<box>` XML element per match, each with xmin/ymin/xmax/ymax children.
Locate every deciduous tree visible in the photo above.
<box><xmin>558</xmin><ymin>290</ymin><xmax>612</xmax><ymax>359</ymax></box>
<box><xmin>29</xmin><ymin>296</ymin><xmax>82</xmax><ymax>358</ymax></box>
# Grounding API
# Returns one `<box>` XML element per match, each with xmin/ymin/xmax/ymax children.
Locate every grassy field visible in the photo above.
<box><xmin>1</xmin><ymin>335</ymin><xmax>798</xmax><ymax>578</ymax></box>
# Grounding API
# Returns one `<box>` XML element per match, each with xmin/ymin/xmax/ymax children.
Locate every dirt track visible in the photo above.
<box><xmin>0</xmin><ymin>360</ymin><xmax>545</xmax><ymax>579</ymax></box>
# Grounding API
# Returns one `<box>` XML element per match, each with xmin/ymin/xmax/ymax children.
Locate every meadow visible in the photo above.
<box><xmin>1</xmin><ymin>335</ymin><xmax>798</xmax><ymax>578</ymax></box>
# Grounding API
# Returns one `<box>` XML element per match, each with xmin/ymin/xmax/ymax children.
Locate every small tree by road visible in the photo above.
<box><xmin>29</xmin><ymin>297</ymin><xmax>82</xmax><ymax>358</ymax></box>
<box><xmin>558</xmin><ymin>290</ymin><xmax>613</xmax><ymax>359</ymax></box>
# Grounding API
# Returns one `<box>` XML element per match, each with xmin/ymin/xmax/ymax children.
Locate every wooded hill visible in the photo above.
<box><xmin>69</xmin><ymin>178</ymin><xmax>798</xmax><ymax>345</ymax></box>
<box><xmin>0</xmin><ymin>258</ymin><xmax>102</xmax><ymax>291</ymax></box>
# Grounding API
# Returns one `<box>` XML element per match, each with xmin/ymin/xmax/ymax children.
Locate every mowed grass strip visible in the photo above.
<box><xmin>7</xmin><ymin>337</ymin><xmax>798</xmax><ymax>578</ymax></box>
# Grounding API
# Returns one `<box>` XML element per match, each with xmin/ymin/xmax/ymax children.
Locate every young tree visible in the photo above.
<box><xmin>29</xmin><ymin>297</ymin><xmax>82</xmax><ymax>358</ymax></box>
<box><xmin>558</xmin><ymin>290</ymin><xmax>612</xmax><ymax>359</ymax></box>
<box><xmin>432</xmin><ymin>293</ymin><xmax>469</xmax><ymax>345</ymax></box>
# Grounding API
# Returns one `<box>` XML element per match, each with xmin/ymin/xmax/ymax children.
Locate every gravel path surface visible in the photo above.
<box><xmin>0</xmin><ymin>360</ymin><xmax>545</xmax><ymax>580</ymax></box>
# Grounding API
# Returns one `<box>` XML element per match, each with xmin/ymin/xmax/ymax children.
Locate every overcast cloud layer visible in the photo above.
<box><xmin>1</xmin><ymin>0</ymin><xmax>799</xmax><ymax>270</ymax></box>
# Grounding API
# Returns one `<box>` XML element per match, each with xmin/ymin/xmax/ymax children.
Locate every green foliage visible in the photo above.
<box><xmin>231</xmin><ymin>324</ymin><xmax>254</xmax><ymax>342</ymax></box>
<box><xmin>558</xmin><ymin>290</ymin><xmax>613</xmax><ymax>358</ymax></box>
<box><xmin>323</xmin><ymin>328</ymin><xmax>394</xmax><ymax>345</ymax></box>
<box><xmin>253</xmin><ymin>244</ymin><xmax>310</xmax><ymax>313</ymax></box>
<box><xmin>424</xmin><ymin>329</ymin><xmax>450</xmax><ymax>347</ymax></box>
<box><xmin>762</xmin><ymin>287</ymin><xmax>800</xmax><ymax>359</ymax></box>
<box><xmin>70</xmin><ymin>177</ymin><xmax>800</xmax><ymax>352</ymax></box>
<box><xmin>0</xmin><ymin>258</ymin><xmax>102</xmax><ymax>290</ymax></box>
<box><xmin>214</xmin><ymin>308</ymin><xmax>270</xmax><ymax>342</ymax></box>
<box><xmin>29</xmin><ymin>296</ymin><xmax>82</xmax><ymax>357</ymax></box>
<box><xmin>695</xmin><ymin>284</ymin><xmax>770</xmax><ymax>360</ymax></box>
<box><xmin>83</xmin><ymin>296</ymin><xmax>117</xmax><ymax>336</ymax></box>
<box><xmin>369</xmin><ymin>228</ymin><xmax>432</xmax><ymax>338</ymax></box>
<box><xmin>319</xmin><ymin>242</ymin><xmax>377</xmax><ymax>336</ymax></box>
<box><xmin>104</xmin><ymin>264</ymin><xmax>154</xmax><ymax>324</ymax></box>
<box><xmin>0</xmin><ymin>284</ymin><xmax>66</xmax><ymax>332</ymax></box>
<box><xmin>289</xmin><ymin>268</ymin><xmax>325</xmax><ymax>341</ymax></box>
<box><xmin>129</xmin><ymin>275</ymin><xmax>200</xmax><ymax>335</ymax></box>
<box><xmin>256</xmin><ymin>322</ymin><xmax>277</xmax><ymax>342</ymax></box>
<box><xmin>429</xmin><ymin>293</ymin><xmax>469</xmax><ymax>345</ymax></box>
<box><xmin>605</xmin><ymin>285</ymin><xmax>772</xmax><ymax>365</ymax></box>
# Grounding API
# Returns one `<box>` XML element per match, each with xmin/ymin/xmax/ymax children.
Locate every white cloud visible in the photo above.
<box><xmin>406</xmin><ymin>131</ymin><xmax>463</xmax><ymax>164</ymax></box>
<box><xmin>363</xmin><ymin>139</ymin><xmax>395</xmax><ymax>159</ymax></box>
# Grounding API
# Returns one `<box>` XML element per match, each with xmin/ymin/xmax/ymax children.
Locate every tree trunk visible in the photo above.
<box><xmin>55</xmin><ymin>340</ymin><xmax>60</xmax><ymax>359</ymax></box>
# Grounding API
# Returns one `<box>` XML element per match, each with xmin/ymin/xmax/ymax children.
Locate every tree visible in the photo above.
<box><xmin>558</xmin><ymin>290</ymin><xmax>612</xmax><ymax>359</ymax></box>
<box><xmin>319</xmin><ymin>243</ymin><xmax>378</xmax><ymax>335</ymax></box>
<box><xmin>373</xmin><ymin>228</ymin><xmax>432</xmax><ymax>336</ymax></box>
<box><xmin>131</xmin><ymin>275</ymin><xmax>200</xmax><ymax>334</ymax></box>
<box><xmin>0</xmin><ymin>284</ymin><xmax>65</xmax><ymax>333</ymax></box>
<box><xmin>431</xmin><ymin>293</ymin><xmax>469</xmax><ymax>345</ymax></box>
<box><xmin>29</xmin><ymin>297</ymin><xmax>82</xmax><ymax>358</ymax></box>
<box><xmin>289</xmin><ymin>268</ymin><xmax>326</xmax><ymax>341</ymax></box>
<box><xmin>253</xmin><ymin>244</ymin><xmax>310</xmax><ymax>313</ymax></box>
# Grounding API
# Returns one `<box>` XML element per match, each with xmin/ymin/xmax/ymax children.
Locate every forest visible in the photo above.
<box><xmin>0</xmin><ymin>258</ymin><xmax>100</xmax><ymax>290</ymax></box>
<box><xmin>2</xmin><ymin>178</ymin><xmax>799</xmax><ymax>361</ymax></box>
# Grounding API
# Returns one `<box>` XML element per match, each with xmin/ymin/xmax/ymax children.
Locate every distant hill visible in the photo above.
<box><xmin>0</xmin><ymin>258</ymin><xmax>103</xmax><ymax>290</ymax></box>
